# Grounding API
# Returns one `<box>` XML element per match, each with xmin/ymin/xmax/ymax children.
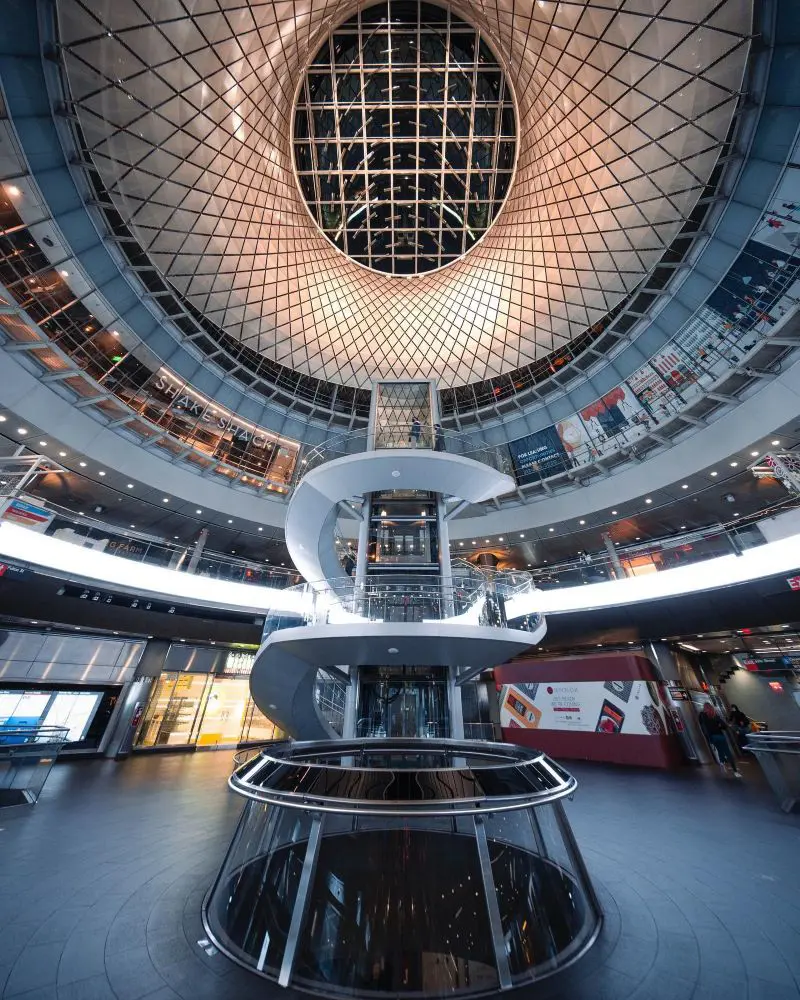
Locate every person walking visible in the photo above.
<box><xmin>434</xmin><ymin>423</ymin><xmax>445</xmax><ymax>451</ymax></box>
<box><xmin>409</xmin><ymin>417</ymin><xmax>422</xmax><ymax>448</ymax></box>
<box><xmin>698</xmin><ymin>702</ymin><xmax>742</xmax><ymax>777</ymax></box>
<box><xmin>727</xmin><ymin>703</ymin><xmax>752</xmax><ymax>750</ymax></box>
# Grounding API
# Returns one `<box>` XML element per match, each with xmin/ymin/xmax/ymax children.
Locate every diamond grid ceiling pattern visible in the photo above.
<box><xmin>57</xmin><ymin>0</ymin><xmax>753</xmax><ymax>389</ymax></box>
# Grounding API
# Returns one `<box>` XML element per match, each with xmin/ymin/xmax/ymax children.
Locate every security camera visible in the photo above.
<box><xmin>722</xmin><ymin>493</ymin><xmax>736</xmax><ymax>503</ymax></box>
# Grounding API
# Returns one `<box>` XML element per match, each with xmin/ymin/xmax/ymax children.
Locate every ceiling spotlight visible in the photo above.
<box><xmin>130</xmin><ymin>524</ymin><xmax>135</xmax><ymax>528</ymax></box>
<box><xmin>58</xmin><ymin>451</ymin><xmax>67</xmax><ymax>457</ymax></box>
<box><xmin>548</xmin><ymin>527</ymin><xmax>554</xmax><ymax>532</ymax></box>
<box><xmin>388</xmin><ymin>647</ymin><xmax>399</xmax><ymax>654</ymax></box>
<box><xmin>772</xmin><ymin>440</ymin><xmax>780</xmax><ymax>446</ymax></box>
<box><xmin>5</xmin><ymin>184</ymin><xmax>21</xmax><ymax>197</ymax></box>
<box><xmin>681</xmin><ymin>484</ymin><xmax>688</xmax><ymax>489</ymax></box>
<box><xmin>59</xmin><ymin>269</ymin><xmax>69</xmax><ymax>277</ymax></box>
<box><xmin>680</xmin><ymin>525</ymin><xmax>686</xmax><ymax>530</ymax></box>
<box><xmin>39</xmin><ymin>440</ymin><xmax>47</xmax><ymax>447</ymax></box>
<box><xmin>750</xmin><ymin>450</ymin><xmax>759</xmax><ymax>457</ymax></box>
<box><xmin>98</xmin><ymin>471</ymin><xmax>106</xmax><ymax>476</ymax></box>
<box><xmin>17</xmin><ymin>427</ymin><xmax>27</xmax><ymax>435</ymax></box>
<box><xmin>498</xmin><ymin>536</ymin><xmax>504</xmax><ymax>541</ymax></box>
<box><xmin>519</xmin><ymin>533</ymin><xmax>525</xmax><ymax>538</ymax></box>
<box><xmin>611</xmin><ymin>510</ymin><xmax>617</xmax><ymax>515</ymax></box>
<box><xmin>710</xmin><ymin>471</ymin><xmax>718</xmax><ymax>477</ymax></box>
<box><xmin>162</xmin><ymin>497</ymin><xmax>169</xmax><ymax>503</ymax></box>
<box><xmin>730</xmin><ymin>461</ymin><xmax>738</xmax><ymax>468</ymax></box>
<box><xmin>127</xmin><ymin>483</ymin><xmax>134</xmax><ymax>489</ymax></box>
<box><xmin>645</xmin><ymin>498</ymin><xmax>652</xmax><ymax>504</ymax></box>
<box><xmin>258</xmin><ymin>527</ymin><xmax>263</xmax><ymax>532</ymax></box>
<box><xmin>459</xmin><ymin>541</ymin><xmax>464</xmax><ymax>546</ymax></box>
<box><xmin>228</xmin><ymin>519</ymin><xmax>233</xmax><ymax>524</ymax></box>
<box><xmin>112</xmin><ymin>330</ymin><xmax>120</xmax><ymax>338</ymax></box>
<box><xmin>0</xmin><ymin>416</ymin><xmax>5</xmax><ymax>422</ymax></box>
<box><xmin>195</xmin><ymin>509</ymin><xmax>202</xmax><ymax>514</ymax></box>
<box><xmin>79</xmin><ymin>461</ymin><xmax>87</xmax><ymax>467</ymax></box>
<box><xmin>579</xmin><ymin>520</ymin><xmax>585</xmax><ymax>525</ymax></box>
<box><xmin>485</xmin><ymin>538</ymin><xmax>490</xmax><ymax>543</ymax></box>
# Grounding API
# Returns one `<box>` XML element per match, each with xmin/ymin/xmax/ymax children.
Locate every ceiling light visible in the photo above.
<box><xmin>39</xmin><ymin>440</ymin><xmax>47</xmax><ymax>447</ymax></box>
<box><xmin>645</xmin><ymin>498</ymin><xmax>652</xmax><ymax>504</ymax></box>
<box><xmin>59</xmin><ymin>269</ymin><xmax>69</xmax><ymax>277</ymax></box>
<box><xmin>98</xmin><ymin>471</ymin><xmax>106</xmax><ymax>476</ymax></box>
<box><xmin>681</xmin><ymin>484</ymin><xmax>688</xmax><ymax>490</ymax></box>
<box><xmin>228</xmin><ymin>519</ymin><xmax>233</xmax><ymax>524</ymax></box>
<box><xmin>730</xmin><ymin>461</ymin><xmax>738</xmax><ymax>468</ymax></box>
<box><xmin>710</xmin><ymin>471</ymin><xmax>718</xmax><ymax>477</ymax></box>
<box><xmin>5</xmin><ymin>184</ymin><xmax>21</xmax><ymax>197</ymax></box>
<box><xmin>579</xmin><ymin>520</ymin><xmax>585</xmax><ymax>525</ymax></box>
<box><xmin>471</xmin><ymin>541</ymin><xmax>476</xmax><ymax>545</ymax></box>
<box><xmin>162</xmin><ymin>497</ymin><xmax>169</xmax><ymax>503</ymax></box>
<box><xmin>772</xmin><ymin>440</ymin><xmax>780</xmax><ymax>446</ymax></box>
<box><xmin>680</xmin><ymin>525</ymin><xmax>686</xmax><ymax>530</ymax></box>
<box><xmin>127</xmin><ymin>483</ymin><xmax>134</xmax><ymax>489</ymax></box>
<box><xmin>750</xmin><ymin>451</ymin><xmax>759</xmax><ymax>457</ymax></box>
<box><xmin>30</xmin><ymin>620</ymin><xmax>38</xmax><ymax>625</ymax></box>
<box><xmin>611</xmin><ymin>510</ymin><xmax>617</xmax><ymax>515</ymax></box>
<box><xmin>79</xmin><ymin>461</ymin><xmax>87</xmax><ymax>467</ymax></box>
<box><xmin>112</xmin><ymin>330</ymin><xmax>120</xmax><ymax>337</ymax></box>
<box><xmin>548</xmin><ymin>527</ymin><xmax>554</xmax><ymax>532</ymax></box>
<box><xmin>459</xmin><ymin>541</ymin><xmax>464</xmax><ymax>546</ymax></box>
<box><xmin>498</xmin><ymin>536</ymin><xmax>504</xmax><ymax>541</ymax></box>
<box><xmin>258</xmin><ymin>527</ymin><xmax>263</xmax><ymax>532</ymax></box>
<box><xmin>17</xmin><ymin>427</ymin><xmax>27</xmax><ymax>435</ymax></box>
<box><xmin>635</xmin><ymin>536</ymin><xmax>641</xmax><ymax>541</ymax></box>
<box><xmin>195</xmin><ymin>509</ymin><xmax>202</xmax><ymax>514</ymax></box>
<box><xmin>519</xmin><ymin>533</ymin><xmax>525</xmax><ymax>538</ymax></box>
<box><xmin>0</xmin><ymin>416</ymin><xmax>5</xmax><ymax>422</ymax></box>
<box><xmin>130</xmin><ymin>524</ymin><xmax>135</xmax><ymax>528</ymax></box>
<box><xmin>58</xmin><ymin>451</ymin><xmax>67</xmax><ymax>457</ymax></box>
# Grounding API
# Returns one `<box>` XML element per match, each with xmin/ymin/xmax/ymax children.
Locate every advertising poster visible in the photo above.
<box><xmin>0</xmin><ymin>496</ymin><xmax>54</xmax><ymax>532</ymax></box>
<box><xmin>625</xmin><ymin>365</ymin><xmax>673</xmax><ymax>423</ymax></box>
<box><xmin>508</xmin><ymin>425</ymin><xmax>571</xmax><ymax>483</ymax></box>
<box><xmin>500</xmin><ymin>680</ymin><xmax>671</xmax><ymax>736</ymax></box>
<box><xmin>554</xmin><ymin>414</ymin><xmax>595</xmax><ymax>468</ymax></box>
<box><xmin>578</xmin><ymin>385</ymin><xmax>647</xmax><ymax>445</ymax></box>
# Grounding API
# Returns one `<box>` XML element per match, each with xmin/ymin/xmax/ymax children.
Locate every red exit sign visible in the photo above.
<box><xmin>787</xmin><ymin>575</ymin><xmax>800</xmax><ymax>591</ymax></box>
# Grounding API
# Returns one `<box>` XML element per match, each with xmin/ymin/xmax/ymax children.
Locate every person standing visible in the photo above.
<box><xmin>434</xmin><ymin>423</ymin><xmax>445</xmax><ymax>451</ymax></box>
<box><xmin>409</xmin><ymin>417</ymin><xmax>422</xmax><ymax>448</ymax></box>
<box><xmin>698</xmin><ymin>702</ymin><xmax>742</xmax><ymax>777</ymax></box>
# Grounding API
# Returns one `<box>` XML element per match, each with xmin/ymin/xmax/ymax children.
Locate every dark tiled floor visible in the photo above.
<box><xmin>0</xmin><ymin>751</ymin><xmax>798</xmax><ymax>1000</ymax></box>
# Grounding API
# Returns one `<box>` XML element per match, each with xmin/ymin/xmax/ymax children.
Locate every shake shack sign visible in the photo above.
<box><xmin>153</xmin><ymin>375</ymin><xmax>294</xmax><ymax>452</ymax></box>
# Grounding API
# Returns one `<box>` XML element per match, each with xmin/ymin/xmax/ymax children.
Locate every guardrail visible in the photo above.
<box><xmin>744</xmin><ymin>731</ymin><xmax>800</xmax><ymax>813</ymax></box>
<box><xmin>262</xmin><ymin>570</ymin><xmax>544</xmax><ymax>633</ymax></box>
<box><xmin>0</xmin><ymin>725</ymin><xmax>70</xmax><ymax>808</ymax></box>
<box><xmin>295</xmin><ymin>423</ymin><xmax>515</xmax><ymax>483</ymax></box>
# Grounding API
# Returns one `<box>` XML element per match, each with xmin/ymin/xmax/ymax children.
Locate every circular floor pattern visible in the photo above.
<box><xmin>0</xmin><ymin>752</ymin><xmax>798</xmax><ymax>1000</ymax></box>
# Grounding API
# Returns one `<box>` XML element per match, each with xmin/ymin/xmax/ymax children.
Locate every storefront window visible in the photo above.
<box><xmin>135</xmin><ymin>672</ymin><xmax>211</xmax><ymax>748</ymax></box>
<box><xmin>135</xmin><ymin>672</ymin><xmax>282</xmax><ymax>749</ymax></box>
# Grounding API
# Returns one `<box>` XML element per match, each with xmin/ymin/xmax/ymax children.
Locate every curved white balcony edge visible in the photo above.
<box><xmin>0</xmin><ymin>522</ymin><xmax>305</xmax><ymax>616</ymax></box>
<box><xmin>3</xmin><ymin>521</ymin><xmax>799</xmax><ymax>618</ymax></box>
<box><xmin>506</xmin><ymin>534</ymin><xmax>800</xmax><ymax>617</ymax></box>
<box><xmin>286</xmin><ymin>450</ymin><xmax>515</xmax><ymax>587</ymax></box>
<box><xmin>250</xmin><ymin>621</ymin><xmax>542</xmax><ymax>740</ymax></box>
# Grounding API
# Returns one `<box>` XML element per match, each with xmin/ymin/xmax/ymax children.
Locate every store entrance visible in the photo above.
<box><xmin>356</xmin><ymin>667</ymin><xmax>448</xmax><ymax>739</ymax></box>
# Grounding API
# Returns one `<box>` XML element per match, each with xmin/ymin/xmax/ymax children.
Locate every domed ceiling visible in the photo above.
<box><xmin>57</xmin><ymin>0</ymin><xmax>752</xmax><ymax>388</ymax></box>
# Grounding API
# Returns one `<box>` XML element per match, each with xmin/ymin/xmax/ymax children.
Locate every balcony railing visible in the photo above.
<box><xmin>294</xmin><ymin>423</ymin><xmax>515</xmax><ymax>483</ymax></box>
<box><xmin>262</xmin><ymin>568</ymin><xmax>544</xmax><ymax>634</ymax></box>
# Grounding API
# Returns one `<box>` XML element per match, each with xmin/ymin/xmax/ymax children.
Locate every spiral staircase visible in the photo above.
<box><xmin>249</xmin><ymin>381</ymin><xmax>547</xmax><ymax>741</ymax></box>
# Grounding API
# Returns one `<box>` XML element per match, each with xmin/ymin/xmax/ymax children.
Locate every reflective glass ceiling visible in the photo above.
<box><xmin>57</xmin><ymin>0</ymin><xmax>752</xmax><ymax>388</ymax></box>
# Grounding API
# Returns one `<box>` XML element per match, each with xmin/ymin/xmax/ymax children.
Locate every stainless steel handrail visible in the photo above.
<box><xmin>227</xmin><ymin>738</ymin><xmax>577</xmax><ymax>816</ymax></box>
